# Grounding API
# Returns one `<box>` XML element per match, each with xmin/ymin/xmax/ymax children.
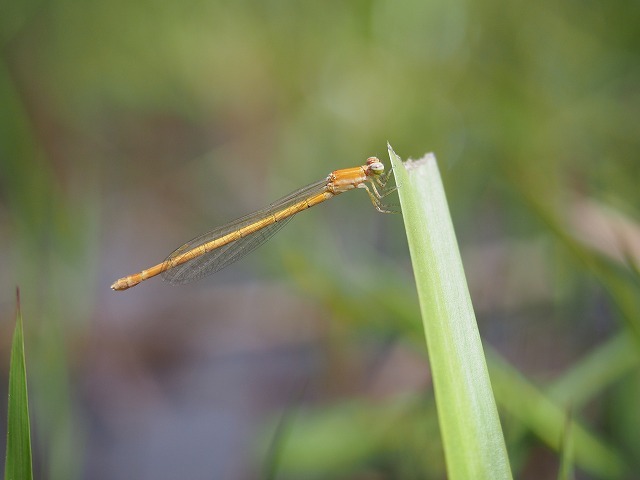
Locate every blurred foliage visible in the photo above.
<box><xmin>0</xmin><ymin>0</ymin><xmax>639</xmax><ymax>478</ymax></box>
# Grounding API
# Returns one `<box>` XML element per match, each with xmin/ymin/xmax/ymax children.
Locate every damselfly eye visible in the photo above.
<box><xmin>367</xmin><ymin>157</ymin><xmax>384</xmax><ymax>175</ymax></box>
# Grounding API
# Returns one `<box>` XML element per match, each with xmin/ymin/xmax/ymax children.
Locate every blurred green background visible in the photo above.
<box><xmin>1</xmin><ymin>0</ymin><xmax>639</xmax><ymax>478</ymax></box>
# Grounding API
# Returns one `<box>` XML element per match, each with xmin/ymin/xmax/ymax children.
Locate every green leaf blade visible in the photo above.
<box><xmin>5</xmin><ymin>289</ymin><xmax>34</xmax><ymax>480</ymax></box>
<box><xmin>389</xmin><ymin>145</ymin><xmax>512</xmax><ymax>480</ymax></box>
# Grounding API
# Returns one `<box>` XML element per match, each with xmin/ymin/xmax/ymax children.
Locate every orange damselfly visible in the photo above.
<box><xmin>111</xmin><ymin>157</ymin><xmax>395</xmax><ymax>291</ymax></box>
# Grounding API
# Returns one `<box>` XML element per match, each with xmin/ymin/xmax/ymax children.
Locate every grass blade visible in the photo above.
<box><xmin>557</xmin><ymin>409</ymin><xmax>575</xmax><ymax>480</ymax></box>
<box><xmin>4</xmin><ymin>288</ymin><xmax>34</xmax><ymax>480</ymax></box>
<box><xmin>389</xmin><ymin>145</ymin><xmax>512</xmax><ymax>479</ymax></box>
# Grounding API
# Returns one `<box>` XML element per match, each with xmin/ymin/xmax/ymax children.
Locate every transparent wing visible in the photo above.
<box><xmin>162</xmin><ymin>178</ymin><xmax>328</xmax><ymax>284</ymax></box>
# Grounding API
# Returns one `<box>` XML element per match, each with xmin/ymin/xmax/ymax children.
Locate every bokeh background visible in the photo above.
<box><xmin>1</xmin><ymin>0</ymin><xmax>639</xmax><ymax>479</ymax></box>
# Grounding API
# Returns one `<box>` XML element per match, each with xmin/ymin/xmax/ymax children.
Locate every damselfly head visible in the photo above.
<box><xmin>366</xmin><ymin>157</ymin><xmax>384</xmax><ymax>175</ymax></box>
